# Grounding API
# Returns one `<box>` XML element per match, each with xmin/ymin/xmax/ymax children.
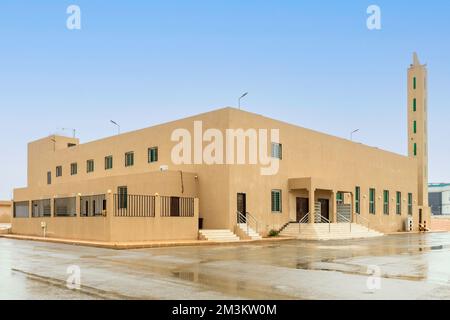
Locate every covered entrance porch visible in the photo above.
<box><xmin>288</xmin><ymin>177</ymin><xmax>355</xmax><ymax>224</ymax></box>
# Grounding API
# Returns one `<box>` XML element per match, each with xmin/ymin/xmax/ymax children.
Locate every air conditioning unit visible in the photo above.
<box><xmin>405</xmin><ymin>217</ymin><xmax>414</xmax><ymax>232</ymax></box>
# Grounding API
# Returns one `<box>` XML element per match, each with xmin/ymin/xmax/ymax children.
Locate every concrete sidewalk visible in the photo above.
<box><xmin>0</xmin><ymin>233</ymin><xmax>295</xmax><ymax>250</ymax></box>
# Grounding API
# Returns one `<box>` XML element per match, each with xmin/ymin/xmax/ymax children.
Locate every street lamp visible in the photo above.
<box><xmin>350</xmin><ymin>129</ymin><xmax>360</xmax><ymax>141</ymax></box>
<box><xmin>110</xmin><ymin>120</ymin><xmax>121</xmax><ymax>135</ymax></box>
<box><xmin>238</xmin><ymin>92</ymin><xmax>248</xmax><ymax>110</ymax></box>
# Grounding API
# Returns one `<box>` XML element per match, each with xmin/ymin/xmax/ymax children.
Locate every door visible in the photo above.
<box><xmin>170</xmin><ymin>197</ymin><xmax>180</xmax><ymax>217</ymax></box>
<box><xmin>318</xmin><ymin>199</ymin><xmax>330</xmax><ymax>220</ymax></box>
<box><xmin>296</xmin><ymin>197</ymin><xmax>309</xmax><ymax>222</ymax></box>
<box><xmin>237</xmin><ymin>193</ymin><xmax>246</xmax><ymax>217</ymax></box>
<box><xmin>419</xmin><ymin>209</ymin><xmax>423</xmax><ymax>224</ymax></box>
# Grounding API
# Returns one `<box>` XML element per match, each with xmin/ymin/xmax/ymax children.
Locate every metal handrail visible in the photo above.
<box><xmin>298</xmin><ymin>212</ymin><xmax>310</xmax><ymax>233</ymax></box>
<box><xmin>337</xmin><ymin>212</ymin><xmax>352</xmax><ymax>232</ymax></box>
<box><xmin>237</xmin><ymin>211</ymin><xmax>259</xmax><ymax>234</ymax></box>
<box><xmin>355</xmin><ymin>214</ymin><xmax>370</xmax><ymax>232</ymax></box>
<box><xmin>319</xmin><ymin>215</ymin><xmax>331</xmax><ymax>233</ymax></box>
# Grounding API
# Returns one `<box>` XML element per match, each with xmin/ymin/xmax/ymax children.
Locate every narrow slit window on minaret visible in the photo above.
<box><xmin>413</xmin><ymin>121</ymin><xmax>417</xmax><ymax>134</ymax></box>
<box><xmin>413</xmin><ymin>98</ymin><xmax>417</xmax><ymax>112</ymax></box>
<box><xmin>413</xmin><ymin>143</ymin><xmax>417</xmax><ymax>156</ymax></box>
<box><xmin>413</xmin><ymin>77</ymin><xmax>417</xmax><ymax>89</ymax></box>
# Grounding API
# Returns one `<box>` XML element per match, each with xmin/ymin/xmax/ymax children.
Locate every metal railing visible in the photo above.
<box><xmin>355</xmin><ymin>214</ymin><xmax>370</xmax><ymax>232</ymax></box>
<box><xmin>160</xmin><ymin>196</ymin><xmax>195</xmax><ymax>217</ymax></box>
<box><xmin>114</xmin><ymin>194</ymin><xmax>156</xmax><ymax>217</ymax></box>
<box><xmin>80</xmin><ymin>194</ymin><xmax>106</xmax><ymax>217</ymax></box>
<box><xmin>237</xmin><ymin>211</ymin><xmax>259</xmax><ymax>235</ymax></box>
<box><xmin>337</xmin><ymin>212</ymin><xmax>352</xmax><ymax>232</ymax></box>
<box><xmin>298</xmin><ymin>212</ymin><xmax>310</xmax><ymax>233</ymax></box>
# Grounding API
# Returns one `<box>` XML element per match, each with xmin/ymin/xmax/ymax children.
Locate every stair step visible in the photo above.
<box><xmin>199</xmin><ymin>229</ymin><xmax>241</xmax><ymax>242</ymax></box>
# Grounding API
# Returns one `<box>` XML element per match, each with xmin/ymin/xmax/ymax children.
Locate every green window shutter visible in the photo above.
<box><xmin>413</xmin><ymin>121</ymin><xmax>417</xmax><ymax>134</ymax></box>
<box><xmin>413</xmin><ymin>99</ymin><xmax>417</xmax><ymax>112</ymax></box>
<box><xmin>413</xmin><ymin>77</ymin><xmax>416</xmax><ymax>90</ymax></box>
<box><xmin>271</xmin><ymin>190</ymin><xmax>282</xmax><ymax>212</ymax></box>
<box><xmin>414</xmin><ymin>143</ymin><xmax>417</xmax><ymax>156</ymax></box>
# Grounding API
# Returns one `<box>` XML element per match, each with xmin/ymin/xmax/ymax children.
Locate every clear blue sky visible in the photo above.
<box><xmin>0</xmin><ymin>0</ymin><xmax>449</xmax><ymax>199</ymax></box>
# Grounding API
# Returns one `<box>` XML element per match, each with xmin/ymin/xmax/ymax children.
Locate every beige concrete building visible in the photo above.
<box><xmin>0</xmin><ymin>201</ymin><xmax>12</xmax><ymax>223</ymax></box>
<box><xmin>12</xmin><ymin>54</ymin><xmax>431</xmax><ymax>242</ymax></box>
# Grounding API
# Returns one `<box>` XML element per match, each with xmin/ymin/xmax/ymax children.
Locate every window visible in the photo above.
<box><xmin>396</xmin><ymin>192</ymin><xmax>402</xmax><ymax>215</ymax></box>
<box><xmin>32</xmin><ymin>199</ymin><xmax>51</xmax><ymax>217</ymax></box>
<box><xmin>105</xmin><ymin>156</ymin><xmax>113</xmax><ymax>170</ymax></box>
<box><xmin>369</xmin><ymin>188</ymin><xmax>376</xmax><ymax>214</ymax></box>
<box><xmin>355</xmin><ymin>187</ymin><xmax>360</xmax><ymax>214</ymax></box>
<box><xmin>413</xmin><ymin>121</ymin><xmax>417</xmax><ymax>134</ymax></box>
<box><xmin>271</xmin><ymin>143</ymin><xmax>282</xmax><ymax>159</ymax></box>
<box><xmin>383</xmin><ymin>190</ymin><xmax>389</xmax><ymax>215</ymax></box>
<box><xmin>14</xmin><ymin>201</ymin><xmax>29</xmax><ymax>218</ymax></box>
<box><xmin>414</xmin><ymin>143</ymin><xmax>417</xmax><ymax>156</ymax></box>
<box><xmin>56</xmin><ymin>166</ymin><xmax>62</xmax><ymax>177</ymax></box>
<box><xmin>47</xmin><ymin>171</ymin><xmax>52</xmax><ymax>185</ymax></box>
<box><xmin>125</xmin><ymin>152</ymin><xmax>134</xmax><ymax>167</ymax></box>
<box><xmin>271</xmin><ymin>190</ymin><xmax>282</xmax><ymax>213</ymax></box>
<box><xmin>413</xmin><ymin>98</ymin><xmax>417</xmax><ymax>112</ymax></box>
<box><xmin>148</xmin><ymin>147</ymin><xmax>158</xmax><ymax>163</ymax></box>
<box><xmin>54</xmin><ymin>197</ymin><xmax>76</xmax><ymax>217</ymax></box>
<box><xmin>408</xmin><ymin>193</ymin><xmax>413</xmax><ymax>215</ymax></box>
<box><xmin>336</xmin><ymin>192</ymin><xmax>343</xmax><ymax>203</ymax></box>
<box><xmin>70</xmin><ymin>163</ymin><xmax>77</xmax><ymax>176</ymax></box>
<box><xmin>118</xmin><ymin>186</ymin><xmax>128</xmax><ymax>209</ymax></box>
<box><xmin>413</xmin><ymin>77</ymin><xmax>417</xmax><ymax>90</ymax></box>
<box><xmin>87</xmin><ymin>160</ymin><xmax>95</xmax><ymax>173</ymax></box>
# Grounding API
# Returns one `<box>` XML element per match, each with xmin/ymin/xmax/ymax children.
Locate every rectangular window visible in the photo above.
<box><xmin>125</xmin><ymin>152</ymin><xmax>134</xmax><ymax>167</ymax></box>
<box><xmin>271</xmin><ymin>190</ymin><xmax>282</xmax><ymax>213</ymax></box>
<box><xmin>408</xmin><ymin>193</ymin><xmax>413</xmax><ymax>215</ymax></box>
<box><xmin>396</xmin><ymin>192</ymin><xmax>402</xmax><ymax>215</ymax></box>
<box><xmin>87</xmin><ymin>159</ymin><xmax>95</xmax><ymax>173</ymax></box>
<box><xmin>414</xmin><ymin>143</ymin><xmax>417</xmax><ymax>156</ymax></box>
<box><xmin>148</xmin><ymin>147</ymin><xmax>158</xmax><ymax>163</ymax></box>
<box><xmin>336</xmin><ymin>192</ymin><xmax>343</xmax><ymax>203</ymax></box>
<box><xmin>271</xmin><ymin>143</ymin><xmax>282</xmax><ymax>159</ymax></box>
<box><xmin>369</xmin><ymin>188</ymin><xmax>376</xmax><ymax>214</ymax></box>
<box><xmin>413</xmin><ymin>98</ymin><xmax>417</xmax><ymax>112</ymax></box>
<box><xmin>105</xmin><ymin>156</ymin><xmax>113</xmax><ymax>170</ymax></box>
<box><xmin>413</xmin><ymin>77</ymin><xmax>417</xmax><ymax>90</ymax></box>
<box><xmin>355</xmin><ymin>187</ymin><xmax>360</xmax><ymax>214</ymax></box>
<box><xmin>413</xmin><ymin>121</ymin><xmax>417</xmax><ymax>134</ymax></box>
<box><xmin>383</xmin><ymin>190</ymin><xmax>389</xmax><ymax>215</ymax></box>
<box><xmin>14</xmin><ymin>201</ymin><xmax>30</xmax><ymax>218</ymax></box>
<box><xmin>54</xmin><ymin>197</ymin><xmax>76</xmax><ymax>217</ymax></box>
<box><xmin>70</xmin><ymin>163</ymin><xmax>77</xmax><ymax>176</ymax></box>
<box><xmin>118</xmin><ymin>186</ymin><xmax>128</xmax><ymax>209</ymax></box>
<box><xmin>47</xmin><ymin>171</ymin><xmax>52</xmax><ymax>185</ymax></box>
<box><xmin>56</xmin><ymin>166</ymin><xmax>62</xmax><ymax>177</ymax></box>
<box><xmin>32</xmin><ymin>199</ymin><xmax>51</xmax><ymax>217</ymax></box>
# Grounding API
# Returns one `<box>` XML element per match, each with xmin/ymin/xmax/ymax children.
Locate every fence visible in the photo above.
<box><xmin>161</xmin><ymin>196</ymin><xmax>195</xmax><ymax>217</ymax></box>
<box><xmin>80</xmin><ymin>194</ymin><xmax>106</xmax><ymax>217</ymax></box>
<box><xmin>114</xmin><ymin>194</ymin><xmax>156</xmax><ymax>217</ymax></box>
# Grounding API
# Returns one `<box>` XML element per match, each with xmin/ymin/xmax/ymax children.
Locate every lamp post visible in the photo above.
<box><xmin>110</xmin><ymin>120</ymin><xmax>120</xmax><ymax>135</ymax></box>
<box><xmin>350</xmin><ymin>129</ymin><xmax>360</xmax><ymax>141</ymax></box>
<box><xmin>238</xmin><ymin>92</ymin><xmax>248</xmax><ymax>110</ymax></box>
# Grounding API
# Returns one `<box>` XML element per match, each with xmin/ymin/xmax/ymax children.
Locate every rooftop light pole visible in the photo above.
<box><xmin>238</xmin><ymin>92</ymin><xmax>248</xmax><ymax>110</ymax></box>
<box><xmin>110</xmin><ymin>120</ymin><xmax>121</xmax><ymax>135</ymax></box>
<box><xmin>350</xmin><ymin>129</ymin><xmax>360</xmax><ymax>141</ymax></box>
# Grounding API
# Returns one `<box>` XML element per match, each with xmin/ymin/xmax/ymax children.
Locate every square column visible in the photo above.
<box><xmin>308</xmin><ymin>188</ymin><xmax>315</xmax><ymax>224</ymax></box>
<box><xmin>331</xmin><ymin>191</ymin><xmax>337</xmax><ymax>223</ymax></box>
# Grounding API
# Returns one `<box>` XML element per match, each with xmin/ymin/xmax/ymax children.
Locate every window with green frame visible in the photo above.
<box><xmin>355</xmin><ymin>187</ymin><xmax>360</xmax><ymax>214</ymax></box>
<box><xmin>396</xmin><ymin>192</ymin><xmax>402</xmax><ymax>215</ymax></box>
<box><xmin>414</xmin><ymin>143</ymin><xmax>417</xmax><ymax>156</ymax></box>
<box><xmin>336</xmin><ymin>192</ymin><xmax>343</xmax><ymax>203</ymax></box>
<box><xmin>413</xmin><ymin>121</ymin><xmax>417</xmax><ymax>134</ymax></box>
<box><xmin>148</xmin><ymin>147</ymin><xmax>158</xmax><ymax>163</ymax></box>
<box><xmin>105</xmin><ymin>156</ymin><xmax>113</xmax><ymax>170</ymax></box>
<box><xmin>271</xmin><ymin>143</ymin><xmax>282</xmax><ymax>160</ymax></box>
<box><xmin>271</xmin><ymin>190</ymin><xmax>282</xmax><ymax>213</ymax></box>
<box><xmin>408</xmin><ymin>193</ymin><xmax>413</xmax><ymax>215</ymax></box>
<box><xmin>413</xmin><ymin>98</ymin><xmax>417</xmax><ymax>112</ymax></box>
<box><xmin>125</xmin><ymin>152</ymin><xmax>134</xmax><ymax>167</ymax></box>
<box><xmin>413</xmin><ymin>77</ymin><xmax>416</xmax><ymax>90</ymax></box>
<box><xmin>383</xmin><ymin>190</ymin><xmax>389</xmax><ymax>215</ymax></box>
<box><xmin>369</xmin><ymin>188</ymin><xmax>376</xmax><ymax>214</ymax></box>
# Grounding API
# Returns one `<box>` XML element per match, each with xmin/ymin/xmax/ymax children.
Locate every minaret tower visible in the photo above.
<box><xmin>408</xmin><ymin>53</ymin><xmax>428</xmax><ymax>209</ymax></box>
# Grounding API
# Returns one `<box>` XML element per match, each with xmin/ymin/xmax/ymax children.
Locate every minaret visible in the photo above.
<box><xmin>408</xmin><ymin>53</ymin><xmax>428</xmax><ymax>208</ymax></box>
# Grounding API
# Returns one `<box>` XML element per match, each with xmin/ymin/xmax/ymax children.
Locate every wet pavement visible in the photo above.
<box><xmin>1</xmin><ymin>233</ymin><xmax>450</xmax><ymax>300</ymax></box>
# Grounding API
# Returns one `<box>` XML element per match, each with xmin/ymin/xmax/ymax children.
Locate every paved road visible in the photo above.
<box><xmin>1</xmin><ymin>233</ymin><xmax>450</xmax><ymax>300</ymax></box>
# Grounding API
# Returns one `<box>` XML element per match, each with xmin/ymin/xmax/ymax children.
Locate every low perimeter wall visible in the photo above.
<box><xmin>430</xmin><ymin>216</ymin><xmax>450</xmax><ymax>231</ymax></box>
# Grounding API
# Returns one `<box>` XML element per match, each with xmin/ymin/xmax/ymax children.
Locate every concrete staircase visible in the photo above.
<box><xmin>280</xmin><ymin>223</ymin><xmax>383</xmax><ymax>240</ymax></box>
<box><xmin>236</xmin><ymin>223</ymin><xmax>263</xmax><ymax>240</ymax></box>
<box><xmin>199</xmin><ymin>229</ymin><xmax>240</xmax><ymax>242</ymax></box>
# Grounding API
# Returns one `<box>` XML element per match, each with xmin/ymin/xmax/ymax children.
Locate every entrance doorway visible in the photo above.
<box><xmin>170</xmin><ymin>197</ymin><xmax>180</xmax><ymax>217</ymax></box>
<box><xmin>296</xmin><ymin>197</ymin><xmax>309</xmax><ymax>222</ymax></box>
<box><xmin>318</xmin><ymin>199</ymin><xmax>330</xmax><ymax>220</ymax></box>
<box><xmin>237</xmin><ymin>193</ymin><xmax>247</xmax><ymax>217</ymax></box>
